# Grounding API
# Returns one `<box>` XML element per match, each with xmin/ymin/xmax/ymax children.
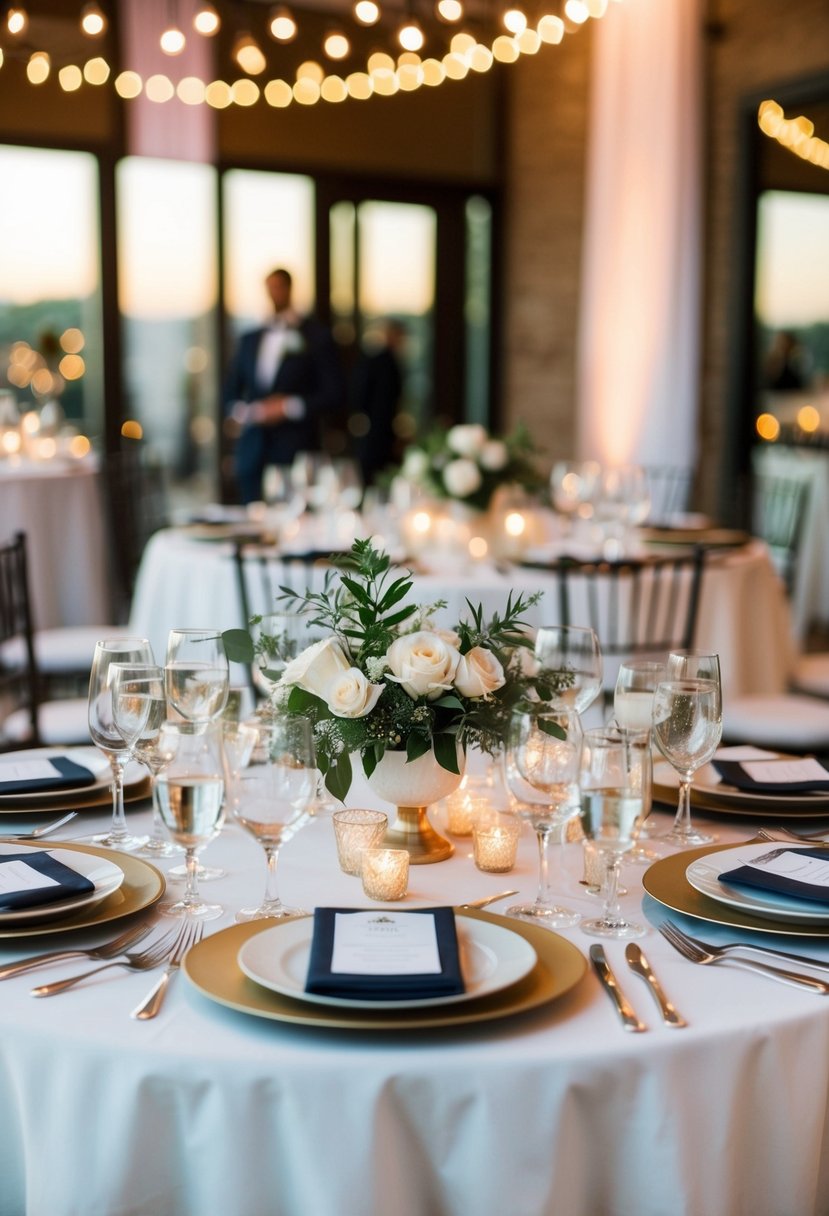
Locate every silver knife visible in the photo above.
<box><xmin>590</xmin><ymin>944</ymin><xmax>647</xmax><ymax>1032</ymax></box>
<box><xmin>625</xmin><ymin>943</ymin><xmax>688</xmax><ymax>1028</ymax></box>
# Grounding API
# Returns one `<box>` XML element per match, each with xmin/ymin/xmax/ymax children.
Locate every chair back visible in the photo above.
<box><xmin>102</xmin><ymin>445</ymin><xmax>169</xmax><ymax>619</ymax></box>
<box><xmin>0</xmin><ymin>532</ymin><xmax>42</xmax><ymax>748</ymax></box>
<box><xmin>752</xmin><ymin>472</ymin><xmax>810</xmax><ymax>595</ymax></box>
<box><xmin>643</xmin><ymin>465</ymin><xmax>694</xmax><ymax>524</ymax></box>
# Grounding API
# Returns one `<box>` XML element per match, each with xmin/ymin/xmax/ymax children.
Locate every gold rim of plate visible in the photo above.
<box><xmin>0</xmin><ymin>841</ymin><xmax>165</xmax><ymax>938</ymax></box>
<box><xmin>182</xmin><ymin>908</ymin><xmax>587</xmax><ymax>1031</ymax></box>
<box><xmin>0</xmin><ymin>775</ymin><xmax>152</xmax><ymax>814</ymax></box>
<box><xmin>652</xmin><ymin>779</ymin><xmax>829</xmax><ymax>818</ymax></box>
<box><xmin>643</xmin><ymin>840</ymin><xmax>829</xmax><ymax>937</ymax></box>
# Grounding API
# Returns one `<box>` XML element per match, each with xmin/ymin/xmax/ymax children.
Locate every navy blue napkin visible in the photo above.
<box><xmin>0</xmin><ymin>851</ymin><xmax>95</xmax><ymax>911</ymax></box>
<box><xmin>719</xmin><ymin>848</ymin><xmax>829</xmax><ymax>906</ymax></box>
<box><xmin>712</xmin><ymin>759</ymin><xmax>829</xmax><ymax>795</ymax></box>
<box><xmin>0</xmin><ymin>756</ymin><xmax>97</xmax><ymax>796</ymax></box>
<box><xmin>305</xmin><ymin>907</ymin><xmax>465</xmax><ymax>1001</ymax></box>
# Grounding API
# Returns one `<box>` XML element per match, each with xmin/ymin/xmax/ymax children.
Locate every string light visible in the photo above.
<box><xmin>6</xmin><ymin>6</ymin><xmax>28</xmax><ymax>35</ymax></box>
<box><xmin>193</xmin><ymin>3</ymin><xmax>220</xmax><ymax>35</ymax></box>
<box><xmin>80</xmin><ymin>2</ymin><xmax>106</xmax><ymax>36</ymax></box>
<box><xmin>436</xmin><ymin>0</ymin><xmax>463</xmax><ymax>21</ymax></box>
<box><xmin>160</xmin><ymin>25</ymin><xmax>186</xmax><ymax>55</ymax></box>
<box><xmin>233</xmin><ymin>32</ymin><xmax>267</xmax><ymax>75</ymax></box>
<box><xmin>268</xmin><ymin>5</ymin><xmax>297</xmax><ymax>41</ymax></box>
<box><xmin>758</xmin><ymin>100</ymin><xmax>829</xmax><ymax>170</ymax></box>
<box><xmin>323</xmin><ymin>31</ymin><xmax>350</xmax><ymax>60</ymax></box>
<box><xmin>398</xmin><ymin>18</ymin><xmax>424</xmax><ymax>52</ymax></box>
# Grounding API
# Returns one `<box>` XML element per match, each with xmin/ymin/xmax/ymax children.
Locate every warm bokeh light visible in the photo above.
<box><xmin>234</xmin><ymin>34</ymin><xmax>267</xmax><ymax>75</ymax></box>
<box><xmin>146</xmin><ymin>74</ymin><xmax>175</xmax><ymax>102</ymax></box>
<box><xmin>27</xmin><ymin>52</ymin><xmax>50</xmax><ymax>85</ymax></box>
<box><xmin>59</xmin><ymin>354</ymin><xmax>85</xmax><ymax>380</ymax></box>
<box><xmin>69</xmin><ymin>434</ymin><xmax>92</xmax><ymax>458</ymax></box>
<box><xmin>320</xmin><ymin>74</ymin><xmax>347</xmax><ymax>102</ymax></box>
<box><xmin>505</xmin><ymin>512</ymin><xmax>527</xmax><ymax>537</ymax></box>
<box><xmin>323</xmin><ymin>32</ymin><xmax>350</xmax><ymax>60</ymax></box>
<box><xmin>269</xmin><ymin>8</ymin><xmax>298</xmax><ymax>41</ymax></box>
<box><xmin>345</xmin><ymin>72</ymin><xmax>372</xmax><ymax>99</ymax></box>
<box><xmin>421</xmin><ymin>58</ymin><xmax>445</xmax><ymax>86</ymax></box>
<box><xmin>60</xmin><ymin>328</ymin><xmax>85</xmax><ymax>354</ymax></box>
<box><xmin>83</xmin><ymin>57</ymin><xmax>110</xmax><ymax>85</ymax></box>
<box><xmin>115</xmin><ymin>70</ymin><xmax>143</xmax><ymax>98</ymax></box>
<box><xmin>503</xmin><ymin>8</ymin><xmax>527</xmax><ymax>34</ymax></box>
<box><xmin>80</xmin><ymin>3</ymin><xmax>106</xmax><ymax>36</ymax></box>
<box><xmin>193</xmin><ymin>4</ymin><xmax>220</xmax><ymax>36</ymax></box>
<box><xmin>59</xmin><ymin>65</ymin><xmax>83</xmax><ymax>91</ymax></box>
<box><xmin>437</xmin><ymin>0</ymin><xmax>463</xmax><ymax>20</ymax></box>
<box><xmin>1</xmin><ymin>431</ymin><xmax>22</xmax><ymax>455</ymax></box>
<box><xmin>353</xmin><ymin>0</ymin><xmax>380</xmax><ymax>24</ymax></box>
<box><xmin>264</xmin><ymin>79</ymin><xmax>292</xmax><ymax>107</ymax></box>
<box><xmin>121</xmin><ymin>419</ymin><xmax>144</xmax><ymax>440</ymax></box>
<box><xmin>492</xmin><ymin>35</ymin><xmax>519</xmax><ymax>62</ymax></box>
<box><xmin>538</xmin><ymin>13</ymin><xmax>565</xmax><ymax>42</ymax></box>
<box><xmin>231</xmin><ymin>78</ymin><xmax>260</xmax><ymax>105</ymax></box>
<box><xmin>160</xmin><ymin>26</ymin><xmax>186</xmax><ymax>55</ymax></box>
<box><xmin>756</xmin><ymin>413</ymin><xmax>781</xmax><ymax>442</ymax></box>
<box><xmin>7</xmin><ymin>8</ymin><xmax>28</xmax><ymax>36</ymax></box>
<box><xmin>177</xmin><ymin>76</ymin><xmax>206</xmax><ymax>105</ymax></box>
<box><xmin>797</xmin><ymin>404</ymin><xmax>821</xmax><ymax>433</ymax></box>
<box><xmin>293</xmin><ymin>77</ymin><xmax>320</xmax><ymax>105</ymax></box>
<box><xmin>468</xmin><ymin>536</ymin><xmax>488</xmax><ymax>559</ymax></box>
<box><xmin>205</xmin><ymin>79</ymin><xmax>233</xmax><ymax>107</ymax></box>
<box><xmin>565</xmin><ymin>0</ymin><xmax>589</xmax><ymax>22</ymax></box>
<box><xmin>296</xmin><ymin>60</ymin><xmax>324</xmax><ymax>83</ymax></box>
<box><xmin>412</xmin><ymin>511</ymin><xmax>432</xmax><ymax>534</ymax></box>
<box><xmin>399</xmin><ymin>21</ymin><xmax>424</xmax><ymax>52</ymax></box>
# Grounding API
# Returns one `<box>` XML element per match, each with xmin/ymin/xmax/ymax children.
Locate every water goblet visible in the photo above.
<box><xmin>613</xmin><ymin>657</ymin><xmax>666</xmax><ymax>860</ymax></box>
<box><xmin>155</xmin><ymin>721</ymin><xmax>226</xmax><ymax>920</ymax></box>
<box><xmin>579</xmin><ymin>726</ymin><xmax>652</xmax><ymax>939</ymax></box>
<box><xmin>250</xmin><ymin>610</ymin><xmax>306</xmax><ymax>700</ymax></box>
<box><xmin>110</xmin><ymin>662</ymin><xmax>178</xmax><ymax>858</ymax></box>
<box><xmin>503</xmin><ymin>704</ymin><xmax>583</xmax><ymax>927</ymax></box>
<box><xmin>229</xmin><ymin>715</ymin><xmax>315</xmax><ymax>921</ymax></box>
<box><xmin>652</xmin><ymin>674</ymin><xmax>722</xmax><ymax>847</ymax></box>
<box><xmin>86</xmin><ymin>637</ymin><xmax>154</xmax><ymax>851</ymax></box>
<box><xmin>534</xmin><ymin>624</ymin><xmax>603</xmax><ymax>717</ymax></box>
<box><xmin>165</xmin><ymin>628</ymin><xmax>230</xmax><ymax>724</ymax></box>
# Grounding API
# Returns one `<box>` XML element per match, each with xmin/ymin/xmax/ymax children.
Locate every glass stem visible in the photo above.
<box><xmin>183</xmin><ymin>847</ymin><xmax>201</xmax><ymax>908</ymax></box>
<box><xmin>535</xmin><ymin>826</ymin><xmax>554</xmax><ymax>906</ymax></box>
<box><xmin>108</xmin><ymin>753</ymin><xmax>128</xmax><ymax>843</ymax></box>
<box><xmin>673</xmin><ymin>775</ymin><xmax>693</xmax><ymax>837</ymax></box>
<box><xmin>601</xmin><ymin>856</ymin><xmax>624</xmax><ymax>927</ymax></box>
<box><xmin>261</xmin><ymin>844</ymin><xmax>283</xmax><ymax>909</ymax></box>
<box><xmin>149</xmin><ymin>777</ymin><xmax>166</xmax><ymax>844</ymax></box>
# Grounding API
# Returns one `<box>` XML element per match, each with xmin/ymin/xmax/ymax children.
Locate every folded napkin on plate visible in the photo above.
<box><xmin>719</xmin><ymin>848</ymin><xmax>829</xmax><ymax>906</ymax></box>
<box><xmin>712</xmin><ymin>758</ymin><xmax>829</xmax><ymax>795</ymax></box>
<box><xmin>0</xmin><ymin>851</ymin><xmax>95</xmax><ymax>911</ymax></box>
<box><xmin>0</xmin><ymin>756</ymin><xmax>97</xmax><ymax>796</ymax></box>
<box><xmin>305</xmin><ymin>907</ymin><xmax>465</xmax><ymax>1001</ymax></box>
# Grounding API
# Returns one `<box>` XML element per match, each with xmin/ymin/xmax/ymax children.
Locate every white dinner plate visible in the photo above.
<box><xmin>237</xmin><ymin>914</ymin><xmax>538</xmax><ymax>1010</ymax></box>
<box><xmin>653</xmin><ymin>759</ymin><xmax>829</xmax><ymax>810</ymax></box>
<box><xmin>0</xmin><ymin>842</ymin><xmax>125</xmax><ymax>925</ymax></box>
<box><xmin>0</xmin><ymin>747</ymin><xmax>145</xmax><ymax>807</ymax></box>
<box><xmin>685</xmin><ymin>843</ymin><xmax>829</xmax><ymax>925</ymax></box>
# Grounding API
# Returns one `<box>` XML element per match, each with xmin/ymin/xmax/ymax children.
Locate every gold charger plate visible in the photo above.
<box><xmin>182</xmin><ymin>908</ymin><xmax>587</xmax><ymax>1031</ymax></box>
<box><xmin>0</xmin><ymin>842</ymin><xmax>165</xmax><ymax>939</ymax></box>
<box><xmin>0</xmin><ymin>775</ymin><xmax>151</xmax><ymax>814</ymax></box>
<box><xmin>643</xmin><ymin>841</ymin><xmax>829</xmax><ymax>937</ymax></box>
<box><xmin>640</xmin><ymin>526</ymin><xmax>751</xmax><ymax>549</ymax></box>
<box><xmin>653</xmin><ymin>767</ymin><xmax>829</xmax><ymax>819</ymax></box>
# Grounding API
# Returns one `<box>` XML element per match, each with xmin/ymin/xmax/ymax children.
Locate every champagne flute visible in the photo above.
<box><xmin>86</xmin><ymin>637</ymin><xmax>154</xmax><ymax>851</ymax></box>
<box><xmin>534</xmin><ymin>625</ymin><xmax>603</xmax><ymax>717</ymax></box>
<box><xmin>652</xmin><ymin>675</ymin><xmax>722</xmax><ymax>847</ymax></box>
<box><xmin>155</xmin><ymin>721</ymin><xmax>226</xmax><ymax>920</ymax></box>
<box><xmin>503</xmin><ymin>705</ymin><xmax>583</xmax><ymax>927</ymax></box>
<box><xmin>165</xmin><ymin>629</ymin><xmax>230</xmax><ymax>724</ymax></box>
<box><xmin>229</xmin><ymin>715</ymin><xmax>315</xmax><ymax>921</ymax></box>
<box><xmin>110</xmin><ymin>663</ymin><xmax>178</xmax><ymax>858</ymax></box>
<box><xmin>579</xmin><ymin>726</ymin><xmax>651</xmax><ymax>939</ymax></box>
<box><xmin>613</xmin><ymin>657</ymin><xmax>665</xmax><ymax>860</ymax></box>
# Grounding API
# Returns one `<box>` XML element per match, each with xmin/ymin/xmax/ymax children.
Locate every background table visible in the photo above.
<box><xmin>1</xmin><ymin>775</ymin><xmax>829</xmax><ymax>1216</ymax></box>
<box><xmin>0</xmin><ymin>457</ymin><xmax>110</xmax><ymax>628</ymax></box>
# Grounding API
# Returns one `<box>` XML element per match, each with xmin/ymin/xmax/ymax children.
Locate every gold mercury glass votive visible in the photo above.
<box><xmin>332</xmin><ymin>809</ymin><xmax>388</xmax><ymax>876</ymax></box>
<box><xmin>361</xmin><ymin>847</ymin><xmax>410</xmax><ymax>901</ymax></box>
<box><xmin>472</xmin><ymin>816</ymin><xmax>521</xmax><ymax>873</ymax></box>
<box><xmin>444</xmin><ymin>788</ymin><xmax>490</xmax><ymax>837</ymax></box>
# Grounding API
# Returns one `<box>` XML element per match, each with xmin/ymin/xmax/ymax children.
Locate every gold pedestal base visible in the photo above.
<box><xmin>383</xmin><ymin>805</ymin><xmax>455</xmax><ymax>864</ymax></box>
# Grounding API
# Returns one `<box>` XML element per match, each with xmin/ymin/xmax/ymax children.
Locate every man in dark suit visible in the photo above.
<box><xmin>224</xmin><ymin>268</ymin><xmax>344</xmax><ymax>504</ymax></box>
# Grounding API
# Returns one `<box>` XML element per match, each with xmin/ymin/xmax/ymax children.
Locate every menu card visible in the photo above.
<box><xmin>0</xmin><ymin>756</ymin><xmax>97</xmax><ymax>796</ymax></box>
<box><xmin>0</xmin><ymin>851</ymin><xmax>95</xmax><ymax>911</ymax></box>
<box><xmin>719</xmin><ymin>848</ymin><xmax>829</xmax><ymax>905</ymax></box>
<box><xmin>712</xmin><ymin>757</ymin><xmax>829</xmax><ymax>795</ymax></box>
<box><xmin>305</xmin><ymin>907</ymin><xmax>465</xmax><ymax>1001</ymax></box>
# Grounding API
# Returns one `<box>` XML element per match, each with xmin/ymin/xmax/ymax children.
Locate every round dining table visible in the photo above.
<box><xmin>1</xmin><ymin>762</ymin><xmax>829</xmax><ymax>1216</ymax></box>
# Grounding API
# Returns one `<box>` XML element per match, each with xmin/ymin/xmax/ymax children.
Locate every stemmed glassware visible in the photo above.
<box><xmin>534</xmin><ymin>624</ymin><xmax>603</xmax><ymax>718</ymax></box>
<box><xmin>578</xmin><ymin>726</ymin><xmax>652</xmax><ymax>939</ymax></box>
<box><xmin>549</xmin><ymin>460</ymin><xmax>601</xmax><ymax>535</ymax></box>
<box><xmin>613</xmin><ymin>657</ymin><xmax>666</xmax><ymax>861</ymax></box>
<box><xmin>229</xmin><ymin>715</ymin><xmax>316</xmax><ymax>921</ymax></box>
<box><xmin>250</xmin><ymin>610</ymin><xmax>306</xmax><ymax>699</ymax></box>
<box><xmin>86</xmin><ymin>637</ymin><xmax>154</xmax><ymax>851</ymax></box>
<box><xmin>155</xmin><ymin>720</ymin><xmax>226</xmax><ymax>920</ymax></box>
<box><xmin>503</xmin><ymin>705</ymin><xmax>583</xmax><ymax>927</ymax></box>
<box><xmin>110</xmin><ymin>663</ymin><xmax>178</xmax><ymax>858</ymax></box>
<box><xmin>652</xmin><ymin>651</ymin><xmax>723</xmax><ymax>847</ymax></box>
<box><xmin>165</xmin><ymin>629</ymin><xmax>230</xmax><ymax>724</ymax></box>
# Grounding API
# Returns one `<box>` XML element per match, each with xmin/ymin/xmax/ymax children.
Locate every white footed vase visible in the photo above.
<box><xmin>364</xmin><ymin>746</ymin><xmax>464</xmax><ymax>864</ymax></box>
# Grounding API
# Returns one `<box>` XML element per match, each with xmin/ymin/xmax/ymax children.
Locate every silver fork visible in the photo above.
<box><xmin>0</xmin><ymin>922</ymin><xmax>154</xmax><ymax>980</ymax></box>
<box><xmin>659</xmin><ymin>919</ymin><xmax>829</xmax><ymax>976</ymax></box>
<box><xmin>0</xmin><ymin>811</ymin><xmax>79</xmax><ymax>841</ymax></box>
<box><xmin>756</xmin><ymin>827</ymin><xmax>829</xmax><ymax>845</ymax></box>
<box><xmin>131</xmin><ymin>919</ymin><xmax>204</xmax><ymax>1020</ymax></box>
<box><xmin>658</xmin><ymin>922</ymin><xmax>829</xmax><ymax>994</ymax></box>
<box><xmin>30</xmin><ymin>925</ymin><xmax>181</xmax><ymax>997</ymax></box>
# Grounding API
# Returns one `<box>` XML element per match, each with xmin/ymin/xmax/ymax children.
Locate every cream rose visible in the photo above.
<box><xmin>454</xmin><ymin>646</ymin><xmax>506</xmax><ymax>698</ymax></box>
<box><xmin>447</xmin><ymin>424</ymin><xmax>487</xmax><ymax>458</ymax></box>
<box><xmin>443</xmin><ymin>458</ymin><xmax>483</xmax><ymax>499</ymax></box>
<box><xmin>402</xmin><ymin>448</ymin><xmax>430</xmax><ymax>479</ymax></box>
<box><xmin>386</xmin><ymin>630</ymin><xmax>460</xmax><ymax>701</ymax></box>
<box><xmin>480</xmin><ymin>439</ymin><xmax>508</xmax><ymax>471</ymax></box>
<box><xmin>325</xmin><ymin>668</ymin><xmax>385</xmax><ymax>719</ymax></box>
<box><xmin>279</xmin><ymin>637</ymin><xmax>349</xmax><ymax>699</ymax></box>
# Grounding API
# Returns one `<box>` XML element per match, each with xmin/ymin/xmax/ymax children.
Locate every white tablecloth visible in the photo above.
<box><xmin>0</xmin><ymin>458</ymin><xmax>110</xmax><ymax>628</ymax></box>
<box><xmin>129</xmin><ymin>528</ymin><xmax>794</xmax><ymax>702</ymax></box>
<box><xmin>1</xmin><ymin>777</ymin><xmax>829</xmax><ymax>1215</ymax></box>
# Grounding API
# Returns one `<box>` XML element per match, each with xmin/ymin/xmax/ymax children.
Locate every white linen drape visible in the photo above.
<box><xmin>577</xmin><ymin>0</ymin><xmax>703</xmax><ymax>469</ymax></box>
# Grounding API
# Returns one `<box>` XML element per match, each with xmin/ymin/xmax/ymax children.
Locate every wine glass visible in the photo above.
<box><xmin>155</xmin><ymin>720</ymin><xmax>226</xmax><ymax>920</ymax></box>
<box><xmin>86</xmin><ymin>637</ymin><xmax>155</xmax><ymax>851</ymax></box>
<box><xmin>250</xmin><ymin>610</ymin><xmax>306</xmax><ymax>699</ymax></box>
<box><xmin>652</xmin><ymin>672</ymin><xmax>722</xmax><ymax>847</ymax></box>
<box><xmin>579</xmin><ymin>726</ymin><xmax>652</xmax><ymax>939</ymax></box>
<box><xmin>503</xmin><ymin>705</ymin><xmax>583</xmax><ymax>927</ymax></box>
<box><xmin>613</xmin><ymin>657</ymin><xmax>665</xmax><ymax>860</ymax></box>
<box><xmin>549</xmin><ymin>460</ymin><xmax>601</xmax><ymax>534</ymax></box>
<box><xmin>229</xmin><ymin>715</ymin><xmax>315</xmax><ymax>921</ymax></box>
<box><xmin>534</xmin><ymin>625</ymin><xmax>603</xmax><ymax>717</ymax></box>
<box><xmin>110</xmin><ymin>663</ymin><xmax>178</xmax><ymax>858</ymax></box>
<box><xmin>165</xmin><ymin>629</ymin><xmax>230</xmax><ymax>724</ymax></box>
<box><xmin>594</xmin><ymin>465</ymin><xmax>651</xmax><ymax>557</ymax></box>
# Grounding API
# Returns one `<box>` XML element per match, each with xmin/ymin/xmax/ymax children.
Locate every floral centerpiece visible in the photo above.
<box><xmin>398</xmin><ymin>422</ymin><xmax>542</xmax><ymax>513</ymax></box>
<box><xmin>224</xmin><ymin>540</ymin><xmax>551</xmax><ymax>810</ymax></box>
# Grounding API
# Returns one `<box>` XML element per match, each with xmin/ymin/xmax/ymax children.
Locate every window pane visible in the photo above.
<box><xmin>117</xmin><ymin>156</ymin><xmax>218</xmax><ymax>504</ymax></box>
<box><xmin>465</xmin><ymin>195</ymin><xmax>492</xmax><ymax>426</ymax></box>
<box><xmin>0</xmin><ymin>144</ymin><xmax>102</xmax><ymax>444</ymax></box>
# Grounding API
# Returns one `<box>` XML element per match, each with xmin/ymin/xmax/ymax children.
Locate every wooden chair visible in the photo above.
<box><xmin>752</xmin><ymin>472</ymin><xmax>810</xmax><ymax>596</ymax></box>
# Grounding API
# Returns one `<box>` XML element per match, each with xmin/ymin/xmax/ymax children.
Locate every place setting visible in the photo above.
<box><xmin>0</xmin><ymin>746</ymin><xmax>150</xmax><ymax>814</ymax></box>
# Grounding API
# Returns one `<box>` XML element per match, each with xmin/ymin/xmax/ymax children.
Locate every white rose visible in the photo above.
<box><xmin>419</xmin><ymin>619</ymin><xmax>461</xmax><ymax>648</ymax></box>
<box><xmin>402</xmin><ymin>448</ymin><xmax>430</xmax><ymax>479</ymax></box>
<box><xmin>443</xmin><ymin>458</ymin><xmax>483</xmax><ymax>499</ymax></box>
<box><xmin>480</xmin><ymin>439</ymin><xmax>508</xmax><ymax>471</ymax></box>
<box><xmin>454</xmin><ymin>646</ymin><xmax>506</xmax><ymax>699</ymax></box>
<box><xmin>386</xmin><ymin>630</ymin><xmax>460</xmax><ymax>701</ymax></box>
<box><xmin>447</xmin><ymin>424</ymin><xmax>488</xmax><ymax>458</ymax></box>
<box><xmin>279</xmin><ymin>638</ymin><xmax>349</xmax><ymax>699</ymax></box>
<box><xmin>325</xmin><ymin>668</ymin><xmax>385</xmax><ymax>719</ymax></box>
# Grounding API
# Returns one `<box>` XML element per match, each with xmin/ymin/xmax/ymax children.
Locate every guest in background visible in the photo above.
<box><xmin>765</xmin><ymin>329</ymin><xmax>810</xmax><ymax>392</ymax></box>
<box><xmin>349</xmin><ymin>318</ymin><xmax>407</xmax><ymax>485</ymax></box>
<box><xmin>224</xmin><ymin>268</ymin><xmax>344</xmax><ymax>503</ymax></box>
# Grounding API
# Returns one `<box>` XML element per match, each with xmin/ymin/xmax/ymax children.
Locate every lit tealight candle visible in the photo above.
<box><xmin>472</xmin><ymin>817</ymin><xmax>520</xmax><ymax>873</ymax></box>
<box><xmin>444</xmin><ymin>789</ymin><xmax>489</xmax><ymax>837</ymax></box>
<box><xmin>361</xmin><ymin>847</ymin><xmax>410</xmax><ymax>901</ymax></box>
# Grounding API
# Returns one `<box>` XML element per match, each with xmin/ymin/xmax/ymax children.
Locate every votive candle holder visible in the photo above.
<box><xmin>472</xmin><ymin>816</ymin><xmax>521</xmax><ymax>873</ymax></box>
<box><xmin>332</xmin><ymin>809</ymin><xmax>388</xmax><ymax>876</ymax></box>
<box><xmin>361</xmin><ymin>847</ymin><xmax>410</xmax><ymax>901</ymax></box>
